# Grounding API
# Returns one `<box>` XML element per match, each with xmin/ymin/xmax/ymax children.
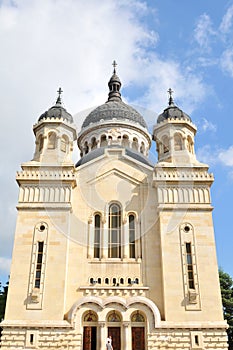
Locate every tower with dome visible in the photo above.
<box><xmin>0</xmin><ymin>64</ymin><xmax>228</xmax><ymax>350</ymax></box>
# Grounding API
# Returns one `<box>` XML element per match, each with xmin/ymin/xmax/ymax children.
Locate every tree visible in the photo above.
<box><xmin>0</xmin><ymin>279</ymin><xmax>9</xmax><ymax>342</ymax></box>
<box><xmin>219</xmin><ymin>268</ymin><xmax>233</xmax><ymax>349</ymax></box>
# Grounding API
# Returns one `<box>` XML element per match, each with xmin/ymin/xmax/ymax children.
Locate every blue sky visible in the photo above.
<box><xmin>0</xmin><ymin>0</ymin><xmax>233</xmax><ymax>285</ymax></box>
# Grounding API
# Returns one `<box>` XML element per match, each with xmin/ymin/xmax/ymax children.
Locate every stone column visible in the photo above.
<box><xmin>99</xmin><ymin>322</ymin><xmax>106</xmax><ymax>350</ymax></box>
<box><xmin>123</xmin><ymin>322</ymin><xmax>130</xmax><ymax>350</ymax></box>
<box><xmin>102</xmin><ymin>216</ymin><xmax>108</xmax><ymax>259</ymax></box>
<box><xmin>123</xmin><ymin>216</ymin><xmax>129</xmax><ymax>259</ymax></box>
<box><xmin>87</xmin><ymin>218</ymin><xmax>94</xmax><ymax>258</ymax></box>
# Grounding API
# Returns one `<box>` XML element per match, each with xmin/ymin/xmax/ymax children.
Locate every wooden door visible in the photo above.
<box><xmin>83</xmin><ymin>326</ymin><xmax>96</xmax><ymax>350</ymax></box>
<box><xmin>132</xmin><ymin>327</ymin><xmax>145</xmax><ymax>350</ymax></box>
<box><xmin>108</xmin><ymin>327</ymin><xmax>121</xmax><ymax>350</ymax></box>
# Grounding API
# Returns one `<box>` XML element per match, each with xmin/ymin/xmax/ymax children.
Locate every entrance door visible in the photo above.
<box><xmin>108</xmin><ymin>327</ymin><xmax>121</xmax><ymax>350</ymax></box>
<box><xmin>132</xmin><ymin>327</ymin><xmax>145</xmax><ymax>350</ymax></box>
<box><xmin>83</xmin><ymin>326</ymin><xmax>97</xmax><ymax>350</ymax></box>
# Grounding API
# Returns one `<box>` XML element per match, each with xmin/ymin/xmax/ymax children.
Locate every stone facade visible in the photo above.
<box><xmin>0</xmin><ymin>70</ymin><xmax>228</xmax><ymax>349</ymax></box>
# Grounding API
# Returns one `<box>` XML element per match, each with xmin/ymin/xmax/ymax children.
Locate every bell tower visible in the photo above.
<box><xmin>4</xmin><ymin>89</ymin><xmax>77</xmax><ymax>318</ymax></box>
<box><xmin>33</xmin><ymin>88</ymin><xmax>76</xmax><ymax>164</ymax></box>
<box><xmin>153</xmin><ymin>88</ymin><xmax>197</xmax><ymax>165</ymax></box>
<box><xmin>152</xmin><ymin>90</ymin><xmax>222</xmax><ymax>323</ymax></box>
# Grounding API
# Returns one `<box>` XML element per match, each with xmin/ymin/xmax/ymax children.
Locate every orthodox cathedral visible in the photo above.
<box><xmin>1</xmin><ymin>64</ymin><xmax>228</xmax><ymax>349</ymax></box>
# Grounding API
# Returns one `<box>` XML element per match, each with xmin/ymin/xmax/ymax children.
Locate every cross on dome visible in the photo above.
<box><xmin>167</xmin><ymin>88</ymin><xmax>174</xmax><ymax>106</ymax></box>
<box><xmin>56</xmin><ymin>87</ymin><xmax>63</xmax><ymax>105</ymax></box>
<box><xmin>112</xmin><ymin>60</ymin><xmax>117</xmax><ymax>74</ymax></box>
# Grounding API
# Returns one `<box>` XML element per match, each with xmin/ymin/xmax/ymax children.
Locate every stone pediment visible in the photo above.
<box><xmin>87</xmin><ymin>167</ymin><xmax>147</xmax><ymax>186</ymax></box>
<box><xmin>76</xmin><ymin>157</ymin><xmax>150</xmax><ymax>206</ymax></box>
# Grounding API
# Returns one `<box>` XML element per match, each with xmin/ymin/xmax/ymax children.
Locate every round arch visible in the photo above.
<box><xmin>67</xmin><ymin>295</ymin><xmax>161</xmax><ymax>328</ymax></box>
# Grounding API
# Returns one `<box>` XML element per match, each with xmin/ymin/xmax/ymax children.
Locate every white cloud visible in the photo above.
<box><xmin>126</xmin><ymin>56</ymin><xmax>208</xmax><ymax>128</ymax></box>
<box><xmin>0</xmin><ymin>257</ymin><xmax>11</xmax><ymax>278</ymax></box>
<box><xmin>201</xmin><ymin>117</ymin><xmax>217</xmax><ymax>132</ymax></box>
<box><xmin>0</xmin><ymin>0</ymin><xmax>212</xmax><ymax>280</ymax></box>
<box><xmin>218</xmin><ymin>145</ymin><xmax>233</xmax><ymax>166</ymax></box>
<box><xmin>197</xmin><ymin>144</ymin><xmax>233</xmax><ymax>171</ymax></box>
<box><xmin>220</xmin><ymin>48</ymin><xmax>233</xmax><ymax>77</ymax></box>
<box><xmin>220</xmin><ymin>4</ymin><xmax>233</xmax><ymax>34</ymax></box>
<box><xmin>194</xmin><ymin>13</ymin><xmax>215</xmax><ymax>51</ymax></box>
<box><xmin>196</xmin><ymin>145</ymin><xmax>219</xmax><ymax>166</ymax></box>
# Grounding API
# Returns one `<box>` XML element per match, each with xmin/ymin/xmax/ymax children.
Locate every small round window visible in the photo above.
<box><xmin>39</xmin><ymin>224</ymin><xmax>46</xmax><ymax>232</ymax></box>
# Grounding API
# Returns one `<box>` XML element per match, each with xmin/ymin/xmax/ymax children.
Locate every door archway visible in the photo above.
<box><xmin>131</xmin><ymin>311</ymin><xmax>146</xmax><ymax>350</ymax></box>
<box><xmin>107</xmin><ymin>311</ymin><xmax>122</xmax><ymax>350</ymax></box>
<box><xmin>82</xmin><ymin>311</ymin><xmax>98</xmax><ymax>350</ymax></box>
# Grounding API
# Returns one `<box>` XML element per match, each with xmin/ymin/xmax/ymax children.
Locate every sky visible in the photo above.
<box><xmin>0</xmin><ymin>0</ymin><xmax>233</xmax><ymax>285</ymax></box>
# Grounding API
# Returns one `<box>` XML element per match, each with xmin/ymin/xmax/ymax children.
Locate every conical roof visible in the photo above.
<box><xmin>38</xmin><ymin>88</ymin><xmax>73</xmax><ymax>123</ymax></box>
<box><xmin>157</xmin><ymin>88</ymin><xmax>191</xmax><ymax>123</ymax></box>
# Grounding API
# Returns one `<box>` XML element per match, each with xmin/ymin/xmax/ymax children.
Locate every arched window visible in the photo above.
<box><xmin>174</xmin><ymin>133</ymin><xmax>182</xmax><ymax>151</ymax></box>
<box><xmin>108</xmin><ymin>203</ymin><xmax>121</xmax><ymax>258</ymax></box>
<box><xmin>84</xmin><ymin>141</ymin><xmax>89</xmax><ymax>154</ymax></box>
<box><xmin>94</xmin><ymin>214</ymin><xmax>101</xmax><ymax>258</ymax></box>
<box><xmin>122</xmin><ymin>135</ymin><xmax>129</xmax><ymax>147</ymax></box>
<box><xmin>162</xmin><ymin>135</ymin><xmax>169</xmax><ymax>153</ymax></box>
<box><xmin>91</xmin><ymin>137</ymin><xmax>97</xmax><ymax>150</ymax></box>
<box><xmin>140</xmin><ymin>142</ymin><xmax>145</xmax><ymax>154</ymax></box>
<box><xmin>129</xmin><ymin>214</ymin><xmax>136</xmax><ymax>258</ymax></box>
<box><xmin>100</xmin><ymin>135</ymin><xmax>107</xmax><ymax>147</ymax></box>
<box><xmin>61</xmin><ymin>135</ymin><xmax>69</xmax><ymax>153</ymax></box>
<box><xmin>47</xmin><ymin>132</ymin><xmax>56</xmax><ymax>149</ymax></box>
<box><xmin>38</xmin><ymin>135</ymin><xmax>44</xmax><ymax>152</ymax></box>
<box><xmin>132</xmin><ymin>137</ymin><xmax>138</xmax><ymax>151</ymax></box>
<box><xmin>187</xmin><ymin>136</ymin><xmax>194</xmax><ymax>154</ymax></box>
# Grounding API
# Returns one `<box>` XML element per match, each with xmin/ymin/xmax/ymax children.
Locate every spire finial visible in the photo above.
<box><xmin>56</xmin><ymin>87</ymin><xmax>63</xmax><ymax>104</ymax></box>
<box><xmin>112</xmin><ymin>60</ymin><xmax>117</xmax><ymax>74</ymax></box>
<box><xmin>107</xmin><ymin>61</ymin><xmax>122</xmax><ymax>102</ymax></box>
<box><xmin>167</xmin><ymin>88</ymin><xmax>174</xmax><ymax>106</ymax></box>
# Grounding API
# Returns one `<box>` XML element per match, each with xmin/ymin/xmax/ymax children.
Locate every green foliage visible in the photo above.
<box><xmin>0</xmin><ymin>279</ymin><xmax>9</xmax><ymax>341</ymax></box>
<box><xmin>0</xmin><ymin>280</ymin><xmax>8</xmax><ymax>321</ymax></box>
<box><xmin>219</xmin><ymin>268</ymin><xmax>233</xmax><ymax>349</ymax></box>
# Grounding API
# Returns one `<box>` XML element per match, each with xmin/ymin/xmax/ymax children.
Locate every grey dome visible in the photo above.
<box><xmin>157</xmin><ymin>90</ymin><xmax>191</xmax><ymax>124</ymax></box>
<box><xmin>82</xmin><ymin>63</ymin><xmax>147</xmax><ymax>129</ymax></box>
<box><xmin>82</xmin><ymin>101</ymin><xmax>147</xmax><ymax>129</ymax></box>
<box><xmin>157</xmin><ymin>104</ymin><xmax>191</xmax><ymax>123</ymax></box>
<box><xmin>38</xmin><ymin>103</ymin><xmax>73</xmax><ymax>123</ymax></box>
<box><xmin>38</xmin><ymin>88</ymin><xmax>73</xmax><ymax>123</ymax></box>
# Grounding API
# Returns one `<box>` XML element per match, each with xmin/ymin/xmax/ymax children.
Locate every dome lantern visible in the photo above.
<box><xmin>107</xmin><ymin>60</ymin><xmax>122</xmax><ymax>102</ymax></box>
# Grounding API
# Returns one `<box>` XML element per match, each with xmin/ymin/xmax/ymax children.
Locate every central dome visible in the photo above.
<box><xmin>82</xmin><ymin>100</ymin><xmax>147</xmax><ymax>129</ymax></box>
<box><xmin>81</xmin><ymin>62</ymin><xmax>147</xmax><ymax>130</ymax></box>
<box><xmin>77</xmin><ymin>62</ymin><xmax>151</xmax><ymax>162</ymax></box>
